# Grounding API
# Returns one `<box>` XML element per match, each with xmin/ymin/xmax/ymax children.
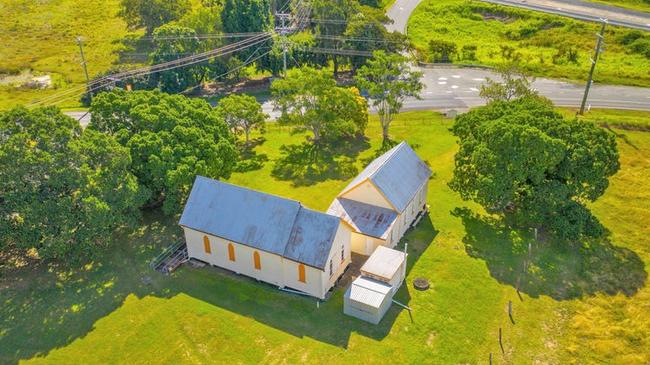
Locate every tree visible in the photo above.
<box><xmin>312</xmin><ymin>0</ymin><xmax>358</xmax><ymax>76</ymax></box>
<box><xmin>89</xmin><ymin>89</ymin><xmax>238</xmax><ymax>214</ymax></box>
<box><xmin>449</xmin><ymin>96</ymin><xmax>620</xmax><ymax>241</ymax></box>
<box><xmin>216</xmin><ymin>94</ymin><xmax>267</xmax><ymax>145</ymax></box>
<box><xmin>428</xmin><ymin>39</ymin><xmax>457</xmax><ymax>63</ymax></box>
<box><xmin>0</xmin><ymin>107</ymin><xmax>147</xmax><ymax>261</ymax></box>
<box><xmin>479</xmin><ymin>63</ymin><xmax>537</xmax><ymax>102</ymax></box>
<box><xmin>222</xmin><ymin>0</ymin><xmax>272</xmax><ymax>33</ymax></box>
<box><xmin>345</xmin><ymin>8</ymin><xmax>409</xmax><ymax>71</ymax></box>
<box><xmin>119</xmin><ymin>0</ymin><xmax>191</xmax><ymax>33</ymax></box>
<box><xmin>355</xmin><ymin>50</ymin><xmax>423</xmax><ymax>143</ymax></box>
<box><xmin>271</xmin><ymin>66</ymin><xmax>368</xmax><ymax>144</ymax></box>
<box><xmin>149</xmin><ymin>24</ymin><xmax>206</xmax><ymax>93</ymax></box>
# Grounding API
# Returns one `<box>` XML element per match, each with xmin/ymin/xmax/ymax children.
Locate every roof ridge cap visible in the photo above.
<box><xmin>368</xmin><ymin>141</ymin><xmax>407</xmax><ymax>180</ymax></box>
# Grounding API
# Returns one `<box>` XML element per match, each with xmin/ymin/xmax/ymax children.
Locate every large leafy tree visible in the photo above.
<box><xmin>344</xmin><ymin>8</ymin><xmax>408</xmax><ymax>71</ymax></box>
<box><xmin>355</xmin><ymin>50</ymin><xmax>423</xmax><ymax>143</ymax></box>
<box><xmin>0</xmin><ymin>107</ymin><xmax>147</xmax><ymax>261</ymax></box>
<box><xmin>89</xmin><ymin>89</ymin><xmax>238</xmax><ymax>214</ymax></box>
<box><xmin>271</xmin><ymin>66</ymin><xmax>368</xmax><ymax>144</ymax></box>
<box><xmin>311</xmin><ymin>0</ymin><xmax>358</xmax><ymax>76</ymax></box>
<box><xmin>222</xmin><ymin>0</ymin><xmax>272</xmax><ymax>33</ymax></box>
<box><xmin>215</xmin><ymin>94</ymin><xmax>267</xmax><ymax>145</ymax></box>
<box><xmin>119</xmin><ymin>0</ymin><xmax>191</xmax><ymax>34</ymax></box>
<box><xmin>149</xmin><ymin>24</ymin><xmax>206</xmax><ymax>93</ymax></box>
<box><xmin>449</xmin><ymin>96</ymin><xmax>620</xmax><ymax>241</ymax></box>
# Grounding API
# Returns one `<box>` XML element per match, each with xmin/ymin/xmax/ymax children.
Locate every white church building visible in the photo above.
<box><xmin>179</xmin><ymin>141</ymin><xmax>430</xmax><ymax>299</ymax></box>
<box><xmin>327</xmin><ymin>141</ymin><xmax>432</xmax><ymax>255</ymax></box>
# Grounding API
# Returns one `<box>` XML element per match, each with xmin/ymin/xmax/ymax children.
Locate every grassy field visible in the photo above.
<box><xmin>561</xmin><ymin>107</ymin><xmax>650</xmax><ymax>131</ymax></box>
<box><xmin>0</xmin><ymin>0</ymin><xmax>134</xmax><ymax>110</ymax></box>
<box><xmin>408</xmin><ymin>0</ymin><xmax>650</xmax><ymax>87</ymax></box>
<box><xmin>1</xmin><ymin>110</ymin><xmax>649</xmax><ymax>364</ymax></box>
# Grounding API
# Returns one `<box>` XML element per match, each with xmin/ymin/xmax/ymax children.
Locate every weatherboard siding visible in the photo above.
<box><xmin>184</xmin><ymin>228</ymin><xmax>285</xmax><ymax>286</ymax></box>
<box><xmin>183</xmin><ymin>224</ymin><xmax>351</xmax><ymax>299</ymax></box>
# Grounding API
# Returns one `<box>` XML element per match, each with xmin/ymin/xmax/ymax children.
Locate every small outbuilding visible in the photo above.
<box><xmin>344</xmin><ymin>246</ymin><xmax>407</xmax><ymax>324</ymax></box>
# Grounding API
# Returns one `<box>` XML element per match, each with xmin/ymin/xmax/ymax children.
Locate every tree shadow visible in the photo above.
<box><xmin>0</xmin><ymin>210</ymin><xmax>183</xmax><ymax>364</ymax></box>
<box><xmin>272</xmin><ymin>137</ymin><xmax>370</xmax><ymax>186</ymax></box>
<box><xmin>452</xmin><ymin>207</ymin><xmax>647</xmax><ymax>300</ymax></box>
<box><xmin>234</xmin><ymin>137</ymin><xmax>268</xmax><ymax>173</ymax></box>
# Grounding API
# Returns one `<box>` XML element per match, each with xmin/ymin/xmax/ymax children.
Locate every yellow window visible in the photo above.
<box><xmin>253</xmin><ymin>251</ymin><xmax>261</xmax><ymax>270</ymax></box>
<box><xmin>203</xmin><ymin>235</ymin><xmax>211</xmax><ymax>254</ymax></box>
<box><xmin>298</xmin><ymin>264</ymin><xmax>306</xmax><ymax>283</ymax></box>
<box><xmin>228</xmin><ymin>243</ymin><xmax>236</xmax><ymax>262</ymax></box>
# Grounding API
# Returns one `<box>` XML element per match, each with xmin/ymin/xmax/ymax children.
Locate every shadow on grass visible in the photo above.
<box><xmin>0</xmin><ymin>209</ymin><xmax>437</xmax><ymax>363</ymax></box>
<box><xmin>272</xmin><ymin>137</ymin><xmax>370</xmax><ymax>186</ymax></box>
<box><xmin>234</xmin><ymin>137</ymin><xmax>268</xmax><ymax>173</ymax></box>
<box><xmin>0</xmin><ymin>210</ymin><xmax>183</xmax><ymax>365</ymax></box>
<box><xmin>453</xmin><ymin>208</ymin><xmax>647</xmax><ymax>300</ymax></box>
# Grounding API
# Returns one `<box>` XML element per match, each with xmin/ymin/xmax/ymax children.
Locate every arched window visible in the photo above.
<box><xmin>298</xmin><ymin>264</ymin><xmax>306</xmax><ymax>283</ymax></box>
<box><xmin>253</xmin><ymin>251</ymin><xmax>261</xmax><ymax>270</ymax></box>
<box><xmin>203</xmin><ymin>235</ymin><xmax>211</xmax><ymax>254</ymax></box>
<box><xmin>228</xmin><ymin>243</ymin><xmax>236</xmax><ymax>262</ymax></box>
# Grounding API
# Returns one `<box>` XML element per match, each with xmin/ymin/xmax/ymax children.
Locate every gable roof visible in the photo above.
<box><xmin>179</xmin><ymin>176</ymin><xmax>340</xmax><ymax>270</ymax></box>
<box><xmin>340</xmin><ymin>141</ymin><xmax>431</xmax><ymax>212</ymax></box>
<box><xmin>284</xmin><ymin>207</ymin><xmax>341</xmax><ymax>270</ymax></box>
<box><xmin>327</xmin><ymin>198</ymin><xmax>397</xmax><ymax>240</ymax></box>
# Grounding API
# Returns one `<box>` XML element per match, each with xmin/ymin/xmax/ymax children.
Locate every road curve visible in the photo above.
<box><xmin>388</xmin><ymin>0</ymin><xmax>650</xmax><ymax>32</ymax></box>
<box><xmin>387</xmin><ymin>0</ymin><xmax>650</xmax><ymax>112</ymax></box>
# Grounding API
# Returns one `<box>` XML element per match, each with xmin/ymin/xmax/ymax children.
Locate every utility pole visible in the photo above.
<box><xmin>275</xmin><ymin>11</ymin><xmax>291</xmax><ymax>78</ymax></box>
<box><xmin>76</xmin><ymin>36</ymin><xmax>92</xmax><ymax>102</ymax></box>
<box><xmin>579</xmin><ymin>19</ymin><xmax>607</xmax><ymax>115</ymax></box>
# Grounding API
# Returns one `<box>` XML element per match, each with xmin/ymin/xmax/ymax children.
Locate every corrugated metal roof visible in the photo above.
<box><xmin>179</xmin><ymin>176</ymin><xmax>340</xmax><ymax>269</ymax></box>
<box><xmin>348</xmin><ymin>277</ymin><xmax>392</xmax><ymax>308</ymax></box>
<box><xmin>327</xmin><ymin>198</ymin><xmax>397</xmax><ymax>239</ymax></box>
<box><xmin>284</xmin><ymin>207</ymin><xmax>340</xmax><ymax>270</ymax></box>
<box><xmin>360</xmin><ymin>246</ymin><xmax>406</xmax><ymax>281</ymax></box>
<box><xmin>340</xmin><ymin>142</ymin><xmax>432</xmax><ymax>213</ymax></box>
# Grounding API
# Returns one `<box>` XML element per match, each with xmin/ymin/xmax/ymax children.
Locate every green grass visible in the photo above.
<box><xmin>408</xmin><ymin>0</ymin><xmax>650</xmax><ymax>87</ymax></box>
<box><xmin>560</xmin><ymin>107</ymin><xmax>650</xmax><ymax>131</ymax></box>
<box><xmin>0</xmin><ymin>0</ymin><xmax>135</xmax><ymax>110</ymax></box>
<box><xmin>2</xmin><ymin>110</ymin><xmax>650</xmax><ymax>364</ymax></box>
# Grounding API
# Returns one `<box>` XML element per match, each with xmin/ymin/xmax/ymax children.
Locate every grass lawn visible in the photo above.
<box><xmin>1</xmin><ymin>110</ymin><xmax>649</xmax><ymax>364</ymax></box>
<box><xmin>408</xmin><ymin>0</ymin><xmax>650</xmax><ymax>87</ymax></box>
<box><xmin>0</xmin><ymin>0</ymin><xmax>134</xmax><ymax>110</ymax></box>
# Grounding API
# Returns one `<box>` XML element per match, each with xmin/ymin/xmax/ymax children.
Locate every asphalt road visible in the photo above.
<box><xmin>387</xmin><ymin>0</ymin><xmax>650</xmax><ymax>32</ymax></box>
<box><xmin>386</xmin><ymin>0</ymin><xmax>650</xmax><ymax>112</ymax></box>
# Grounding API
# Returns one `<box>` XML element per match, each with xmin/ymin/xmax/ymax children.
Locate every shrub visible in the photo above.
<box><xmin>428</xmin><ymin>39</ymin><xmax>457</xmax><ymax>63</ymax></box>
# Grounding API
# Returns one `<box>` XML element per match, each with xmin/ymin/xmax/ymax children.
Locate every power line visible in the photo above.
<box><xmin>31</xmin><ymin>33</ymin><xmax>273</xmax><ymax>107</ymax></box>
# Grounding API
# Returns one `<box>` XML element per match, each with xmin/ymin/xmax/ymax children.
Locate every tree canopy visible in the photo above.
<box><xmin>222</xmin><ymin>0</ymin><xmax>272</xmax><ymax>33</ymax></box>
<box><xmin>355</xmin><ymin>51</ymin><xmax>423</xmax><ymax>143</ymax></box>
<box><xmin>149</xmin><ymin>24</ymin><xmax>206</xmax><ymax>93</ymax></box>
<box><xmin>479</xmin><ymin>63</ymin><xmax>537</xmax><ymax>103</ymax></box>
<box><xmin>0</xmin><ymin>107</ymin><xmax>147</xmax><ymax>261</ymax></box>
<box><xmin>89</xmin><ymin>89</ymin><xmax>238</xmax><ymax>214</ymax></box>
<box><xmin>216</xmin><ymin>94</ymin><xmax>267</xmax><ymax>145</ymax></box>
<box><xmin>449</xmin><ymin>96</ymin><xmax>620</xmax><ymax>241</ymax></box>
<box><xmin>119</xmin><ymin>0</ymin><xmax>191</xmax><ymax>33</ymax></box>
<box><xmin>271</xmin><ymin>66</ymin><xmax>368</xmax><ymax>144</ymax></box>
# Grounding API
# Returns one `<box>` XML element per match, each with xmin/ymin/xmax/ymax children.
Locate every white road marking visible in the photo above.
<box><xmin>472</xmin><ymin>78</ymin><xmax>485</xmax><ymax>81</ymax></box>
<box><xmin>451</xmin><ymin>85</ymin><xmax>459</xmax><ymax>89</ymax></box>
<box><xmin>446</xmin><ymin>90</ymin><xmax>453</xmax><ymax>94</ymax></box>
<box><xmin>452</xmin><ymin>75</ymin><xmax>461</xmax><ymax>78</ymax></box>
<box><xmin>470</xmin><ymin>87</ymin><xmax>479</xmax><ymax>92</ymax></box>
<box><xmin>438</xmin><ymin>81</ymin><xmax>447</xmax><ymax>85</ymax></box>
<box><xmin>438</xmin><ymin>77</ymin><xmax>448</xmax><ymax>80</ymax></box>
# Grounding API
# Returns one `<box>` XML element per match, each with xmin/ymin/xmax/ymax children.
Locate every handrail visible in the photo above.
<box><xmin>150</xmin><ymin>240</ymin><xmax>185</xmax><ymax>270</ymax></box>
